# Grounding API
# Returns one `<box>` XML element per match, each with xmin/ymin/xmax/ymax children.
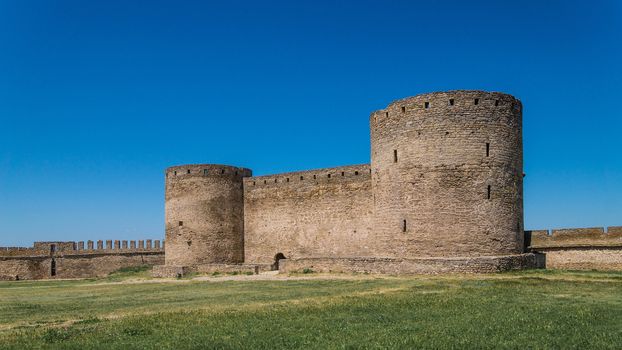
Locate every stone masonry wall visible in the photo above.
<box><xmin>528</xmin><ymin>227</ymin><xmax>622</xmax><ymax>248</ymax></box>
<box><xmin>165</xmin><ymin>164</ymin><xmax>251</xmax><ymax>266</ymax></box>
<box><xmin>279</xmin><ymin>253</ymin><xmax>541</xmax><ymax>275</ymax></box>
<box><xmin>54</xmin><ymin>253</ymin><xmax>164</xmax><ymax>278</ymax></box>
<box><xmin>370</xmin><ymin>90</ymin><xmax>524</xmax><ymax>258</ymax></box>
<box><xmin>0</xmin><ymin>240</ymin><xmax>164</xmax><ymax>280</ymax></box>
<box><xmin>527</xmin><ymin>226</ymin><xmax>622</xmax><ymax>270</ymax></box>
<box><xmin>243</xmin><ymin>164</ymin><xmax>374</xmax><ymax>265</ymax></box>
<box><xmin>0</xmin><ymin>258</ymin><xmax>49</xmax><ymax>280</ymax></box>
<box><xmin>539</xmin><ymin>248</ymin><xmax>622</xmax><ymax>270</ymax></box>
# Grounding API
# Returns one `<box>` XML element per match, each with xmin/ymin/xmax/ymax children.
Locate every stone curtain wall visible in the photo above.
<box><xmin>165</xmin><ymin>164</ymin><xmax>251</xmax><ymax>266</ymax></box>
<box><xmin>528</xmin><ymin>227</ymin><xmax>622</xmax><ymax>247</ymax></box>
<box><xmin>0</xmin><ymin>258</ymin><xmax>48</xmax><ymax>280</ymax></box>
<box><xmin>53</xmin><ymin>253</ymin><xmax>164</xmax><ymax>278</ymax></box>
<box><xmin>527</xmin><ymin>227</ymin><xmax>622</xmax><ymax>270</ymax></box>
<box><xmin>370</xmin><ymin>91</ymin><xmax>524</xmax><ymax>258</ymax></box>
<box><xmin>243</xmin><ymin>164</ymin><xmax>374</xmax><ymax>264</ymax></box>
<box><xmin>0</xmin><ymin>240</ymin><xmax>164</xmax><ymax>280</ymax></box>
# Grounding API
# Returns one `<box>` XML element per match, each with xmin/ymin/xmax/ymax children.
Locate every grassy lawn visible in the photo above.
<box><xmin>0</xmin><ymin>270</ymin><xmax>620</xmax><ymax>349</ymax></box>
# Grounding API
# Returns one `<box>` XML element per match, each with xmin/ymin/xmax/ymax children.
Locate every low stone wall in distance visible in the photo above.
<box><xmin>527</xmin><ymin>227</ymin><xmax>622</xmax><ymax>270</ymax></box>
<box><xmin>0</xmin><ymin>257</ymin><xmax>49</xmax><ymax>280</ymax></box>
<box><xmin>55</xmin><ymin>252</ymin><xmax>164</xmax><ymax>278</ymax></box>
<box><xmin>279</xmin><ymin>254</ymin><xmax>542</xmax><ymax>275</ymax></box>
<box><xmin>0</xmin><ymin>239</ymin><xmax>165</xmax><ymax>280</ymax></box>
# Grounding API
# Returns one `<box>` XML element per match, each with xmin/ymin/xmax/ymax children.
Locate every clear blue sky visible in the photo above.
<box><xmin>1</xmin><ymin>1</ymin><xmax>621</xmax><ymax>246</ymax></box>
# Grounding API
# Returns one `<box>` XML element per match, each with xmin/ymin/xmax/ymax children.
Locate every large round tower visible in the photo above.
<box><xmin>370</xmin><ymin>90</ymin><xmax>523</xmax><ymax>258</ymax></box>
<box><xmin>164</xmin><ymin>164</ymin><xmax>252</xmax><ymax>267</ymax></box>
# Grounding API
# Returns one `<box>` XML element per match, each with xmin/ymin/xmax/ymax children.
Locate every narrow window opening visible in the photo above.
<box><xmin>179</xmin><ymin>221</ymin><xmax>183</xmax><ymax>226</ymax></box>
<box><xmin>393</xmin><ymin>149</ymin><xmax>398</xmax><ymax>163</ymax></box>
<box><xmin>327</xmin><ymin>174</ymin><xmax>331</xmax><ymax>178</ymax></box>
<box><xmin>385</xmin><ymin>112</ymin><xmax>389</xmax><ymax>117</ymax></box>
<box><xmin>264</xmin><ymin>180</ymin><xmax>267</xmax><ymax>184</ymax></box>
<box><xmin>424</xmin><ymin>101</ymin><xmax>430</xmax><ymax>109</ymax></box>
<box><xmin>187</xmin><ymin>169</ymin><xmax>191</xmax><ymax>174</ymax></box>
<box><xmin>487</xmin><ymin>185</ymin><xmax>491</xmax><ymax>200</ymax></box>
<box><xmin>486</xmin><ymin>143</ymin><xmax>490</xmax><ymax>157</ymax></box>
<box><xmin>50</xmin><ymin>244</ymin><xmax>56</xmax><ymax>253</ymax></box>
<box><xmin>495</xmin><ymin>99</ymin><xmax>499</xmax><ymax>106</ymax></box>
<box><xmin>253</xmin><ymin>181</ymin><xmax>256</xmax><ymax>186</ymax></box>
<box><xmin>221</xmin><ymin>169</ymin><xmax>225</xmax><ymax>174</ymax></box>
<box><xmin>401</xmin><ymin>106</ymin><xmax>406</xmax><ymax>113</ymax></box>
<box><xmin>274</xmin><ymin>178</ymin><xmax>278</xmax><ymax>183</ymax></box>
<box><xmin>313</xmin><ymin>175</ymin><xmax>316</xmax><ymax>179</ymax></box>
<box><xmin>403</xmin><ymin>220</ymin><xmax>407</xmax><ymax>233</ymax></box>
<box><xmin>354</xmin><ymin>171</ymin><xmax>359</xmax><ymax>175</ymax></box>
<box><xmin>235</xmin><ymin>171</ymin><xmax>238</xmax><ymax>176</ymax></box>
<box><xmin>474</xmin><ymin>98</ymin><xmax>479</xmax><ymax>105</ymax></box>
<box><xmin>174</xmin><ymin>171</ymin><xmax>177</xmax><ymax>176</ymax></box>
<box><xmin>341</xmin><ymin>172</ymin><xmax>345</xmax><ymax>176</ymax></box>
<box><xmin>449</xmin><ymin>99</ymin><xmax>454</xmax><ymax>106</ymax></box>
<box><xmin>286</xmin><ymin>178</ymin><xmax>290</xmax><ymax>182</ymax></box>
<box><xmin>203</xmin><ymin>169</ymin><xmax>208</xmax><ymax>175</ymax></box>
<box><xmin>300</xmin><ymin>176</ymin><xmax>304</xmax><ymax>180</ymax></box>
<box><xmin>50</xmin><ymin>259</ymin><xmax>56</xmax><ymax>277</ymax></box>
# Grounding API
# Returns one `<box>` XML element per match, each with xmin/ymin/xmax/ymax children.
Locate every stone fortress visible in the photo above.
<box><xmin>153</xmin><ymin>89</ymin><xmax>621</xmax><ymax>276</ymax></box>
<box><xmin>2</xmin><ymin>90</ymin><xmax>621</xmax><ymax>280</ymax></box>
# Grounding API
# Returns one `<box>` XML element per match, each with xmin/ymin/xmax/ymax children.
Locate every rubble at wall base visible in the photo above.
<box><xmin>151</xmin><ymin>263</ymin><xmax>271</xmax><ymax>277</ymax></box>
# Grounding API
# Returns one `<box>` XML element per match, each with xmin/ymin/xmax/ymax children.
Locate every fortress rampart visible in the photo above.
<box><xmin>244</xmin><ymin>164</ymin><xmax>373</xmax><ymax>265</ymax></box>
<box><xmin>527</xmin><ymin>227</ymin><xmax>622</xmax><ymax>270</ymax></box>
<box><xmin>0</xmin><ymin>240</ymin><xmax>164</xmax><ymax>280</ymax></box>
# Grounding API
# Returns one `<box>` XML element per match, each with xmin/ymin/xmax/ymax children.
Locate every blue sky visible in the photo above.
<box><xmin>1</xmin><ymin>1</ymin><xmax>621</xmax><ymax>246</ymax></box>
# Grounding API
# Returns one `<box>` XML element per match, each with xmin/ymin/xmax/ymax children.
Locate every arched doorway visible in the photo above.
<box><xmin>272</xmin><ymin>253</ymin><xmax>286</xmax><ymax>271</ymax></box>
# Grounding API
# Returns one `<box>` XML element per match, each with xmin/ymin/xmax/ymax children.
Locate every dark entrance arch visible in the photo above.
<box><xmin>272</xmin><ymin>253</ymin><xmax>286</xmax><ymax>271</ymax></box>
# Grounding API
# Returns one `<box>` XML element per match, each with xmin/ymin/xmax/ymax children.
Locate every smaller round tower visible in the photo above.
<box><xmin>164</xmin><ymin>164</ymin><xmax>252</xmax><ymax>267</ymax></box>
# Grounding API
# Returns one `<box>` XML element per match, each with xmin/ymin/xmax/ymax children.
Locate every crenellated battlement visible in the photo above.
<box><xmin>528</xmin><ymin>227</ymin><xmax>622</xmax><ymax>248</ymax></box>
<box><xmin>370</xmin><ymin>90</ymin><xmax>522</xmax><ymax>126</ymax></box>
<box><xmin>0</xmin><ymin>239</ymin><xmax>164</xmax><ymax>257</ymax></box>
<box><xmin>244</xmin><ymin>164</ymin><xmax>370</xmax><ymax>189</ymax></box>
<box><xmin>69</xmin><ymin>239</ymin><xmax>165</xmax><ymax>254</ymax></box>
<box><xmin>165</xmin><ymin>164</ymin><xmax>252</xmax><ymax>179</ymax></box>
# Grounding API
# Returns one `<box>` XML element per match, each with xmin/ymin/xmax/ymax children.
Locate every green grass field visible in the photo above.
<box><xmin>0</xmin><ymin>269</ymin><xmax>620</xmax><ymax>349</ymax></box>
